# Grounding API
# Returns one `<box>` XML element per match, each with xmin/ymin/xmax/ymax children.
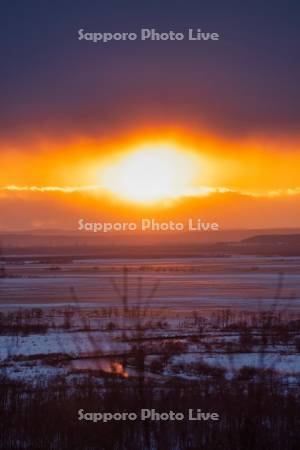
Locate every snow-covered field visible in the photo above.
<box><xmin>1</xmin><ymin>255</ymin><xmax>300</xmax><ymax>384</ymax></box>
<box><xmin>1</xmin><ymin>256</ymin><xmax>300</xmax><ymax>310</ymax></box>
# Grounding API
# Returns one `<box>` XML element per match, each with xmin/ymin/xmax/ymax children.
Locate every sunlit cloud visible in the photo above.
<box><xmin>2</xmin><ymin>185</ymin><xmax>300</xmax><ymax>199</ymax></box>
<box><xmin>2</xmin><ymin>185</ymin><xmax>102</xmax><ymax>193</ymax></box>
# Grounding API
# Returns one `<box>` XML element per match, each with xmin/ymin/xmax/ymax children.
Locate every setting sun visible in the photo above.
<box><xmin>101</xmin><ymin>143</ymin><xmax>200</xmax><ymax>203</ymax></box>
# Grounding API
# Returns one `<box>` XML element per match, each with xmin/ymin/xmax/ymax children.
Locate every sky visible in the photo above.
<box><xmin>0</xmin><ymin>0</ymin><xmax>300</xmax><ymax>231</ymax></box>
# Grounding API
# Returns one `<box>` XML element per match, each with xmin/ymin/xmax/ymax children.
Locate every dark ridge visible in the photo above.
<box><xmin>242</xmin><ymin>234</ymin><xmax>300</xmax><ymax>245</ymax></box>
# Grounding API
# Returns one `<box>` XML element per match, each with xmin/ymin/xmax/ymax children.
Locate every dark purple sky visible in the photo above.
<box><xmin>1</xmin><ymin>0</ymin><xmax>300</xmax><ymax>142</ymax></box>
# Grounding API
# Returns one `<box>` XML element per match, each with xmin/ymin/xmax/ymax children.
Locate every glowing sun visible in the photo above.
<box><xmin>101</xmin><ymin>143</ymin><xmax>199</xmax><ymax>203</ymax></box>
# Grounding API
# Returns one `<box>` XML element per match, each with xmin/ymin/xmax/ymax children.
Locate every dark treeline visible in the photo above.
<box><xmin>0</xmin><ymin>372</ymin><xmax>299</xmax><ymax>450</ymax></box>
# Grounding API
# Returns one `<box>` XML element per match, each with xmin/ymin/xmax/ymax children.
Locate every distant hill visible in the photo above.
<box><xmin>242</xmin><ymin>234</ymin><xmax>300</xmax><ymax>245</ymax></box>
<box><xmin>1</xmin><ymin>230</ymin><xmax>300</xmax><ymax>258</ymax></box>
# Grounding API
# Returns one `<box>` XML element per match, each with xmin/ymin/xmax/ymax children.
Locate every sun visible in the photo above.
<box><xmin>101</xmin><ymin>143</ymin><xmax>199</xmax><ymax>203</ymax></box>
